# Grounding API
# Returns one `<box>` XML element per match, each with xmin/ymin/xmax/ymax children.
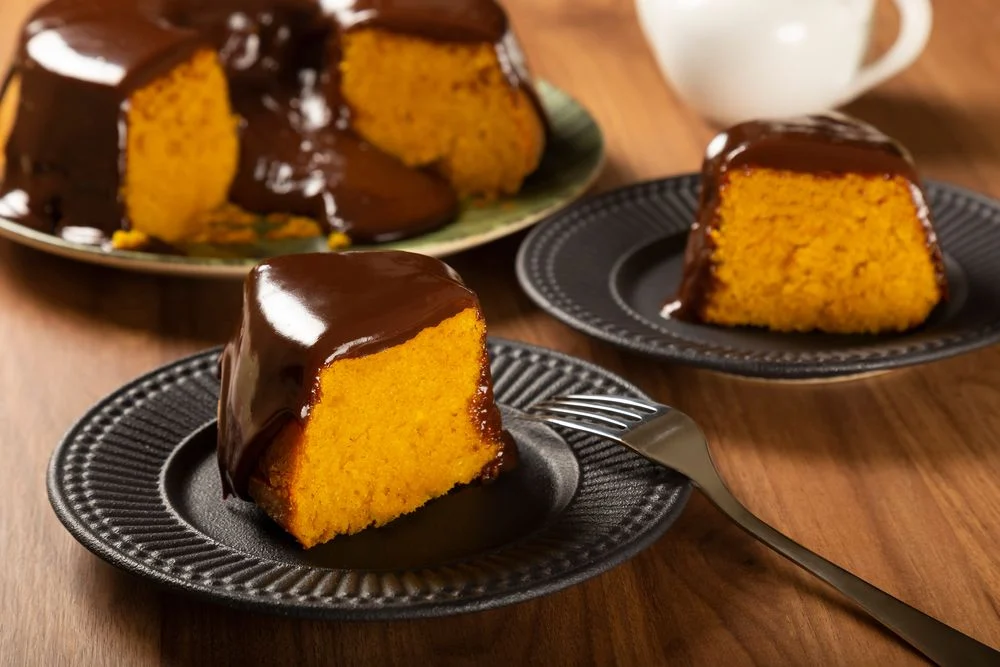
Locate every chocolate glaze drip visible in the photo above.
<box><xmin>0</xmin><ymin>0</ymin><xmax>202</xmax><ymax>238</ymax></box>
<box><xmin>163</xmin><ymin>0</ymin><xmax>461</xmax><ymax>242</ymax></box>
<box><xmin>231</xmin><ymin>95</ymin><xmax>460</xmax><ymax>242</ymax></box>
<box><xmin>0</xmin><ymin>0</ymin><xmax>542</xmax><ymax>245</ymax></box>
<box><xmin>336</xmin><ymin>0</ymin><xmax>508</xmax><ymax>42</ymax></box>
<box><xmin>672</xmin><ymin>113</ymin><xmax>948</xmax><ymax>322</ymax></box>
<box><xmin>217</xmin><ymin>250</ymin><xmax>514</xmax><ymax>499</ymax></box>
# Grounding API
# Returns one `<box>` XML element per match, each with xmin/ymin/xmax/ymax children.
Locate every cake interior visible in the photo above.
<box><xmin>341</xmin><ymin>28</ymin><xmax>545</xmax><ymax>199</ymax></box>
<box><xmin>0</xmin><ymin>75</ymin><xmax>18</xmax><ymax>179</ymax></box>
<box><xmin>248</xmin><ymin>307</ymin><xmax>502</xmax><ymax>549</ymax></box>
<box><xmin>121</xmin><ymin>49</ymin><xmax>238</xmax><ymax>245</ymax></box>
<box><xmin>703</xmin><ymin>169</ymin><xmax>942</xmax><ymax>334</ymax></box>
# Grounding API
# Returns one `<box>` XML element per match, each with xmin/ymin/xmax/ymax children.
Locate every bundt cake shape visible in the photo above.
<box><xmin>0</xmin><ymin>0</ymin><xmax>547</xmax><ymax>251</ymax></box>
<box><xmin>217</xmin><ymin>250</ymin><xmax>515</xmax><ymax>548</ymax></box>
<box><xmin>670</xmin><ymin>113</ymin><xmax>947</xmax><ymax>334</ymax></box>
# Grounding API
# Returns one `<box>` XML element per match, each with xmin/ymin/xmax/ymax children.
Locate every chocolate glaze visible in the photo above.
<box><xmin>0</xmin><ymin>0</ymin><xmax>203</xmax><ymax>237</ymax></box>
<box><xmin>336</xmin><ymin>0</ymin><xmax>508</xmax><ymax>42</ymax></box>
<box><xmin>0</xmin><ymin>0</ymin><xmax>543</xmax><ymax>246</ymax></box>
<box><xmin>231</xmin><ymin>96</ymin><xmax>459</xmax><ymax>242</ymax></box>
<box><xmin>217</xmin><ymin>250</ymin><xmax>514</xmax><ymax>499</ymax></box>
<box><xmin>671</xmin><ymin>113</ymin><xmax>948</xmax><ymax>322</ymax></box>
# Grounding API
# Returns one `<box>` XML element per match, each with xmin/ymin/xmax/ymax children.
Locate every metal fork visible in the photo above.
<box><xmin>528</xmin><ymin>394</ymin><xmax>1000</xmax><ymax>667</ymax></box>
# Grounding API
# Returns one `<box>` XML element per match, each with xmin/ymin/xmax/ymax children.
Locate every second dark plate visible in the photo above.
<box><xmin>516</xmin><ymin>174</ymin><xmax>1000</xmax><ymax>380</ymax></box>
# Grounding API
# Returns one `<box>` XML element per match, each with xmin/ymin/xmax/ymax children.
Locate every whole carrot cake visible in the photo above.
<box><xmin>0</xmin><ymin>0</ymin><xmax>546</xmax><ymax>251</ymax></box>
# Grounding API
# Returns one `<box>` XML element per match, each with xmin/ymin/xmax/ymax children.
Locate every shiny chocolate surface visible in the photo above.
<box><xmin>0</xmin><ymin>0</ymin><xmax>203</xmax><ymax>237</ymax></box>
<box><xmin>0</xmin><ymin>0</ymin><xmax>538</xmax><ymax>245</ymax></box>
<box><xmin>217</xmin><ymin>250</ymin><xmax>512</xmax><ymax>498</ymax></box>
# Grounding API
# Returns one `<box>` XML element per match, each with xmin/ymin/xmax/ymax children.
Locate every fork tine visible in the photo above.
<box><xmin>534</xmin><ymin>398</ymin><xmax>644</xmax><ymax>421</ymax></box>
<box><xmin>531</xmin><ymin>405</ymin><xmax>631</xmax><ymax>429</ymax></box>
<box><xmin>561</xmin><ymin>394</ymin><xmax>660</xmax><ymax>413</ymax></box>
<box><xmin>533</xmin><ymin>416</ymin><xmax>624</xmax><ymax>442</ymax></box>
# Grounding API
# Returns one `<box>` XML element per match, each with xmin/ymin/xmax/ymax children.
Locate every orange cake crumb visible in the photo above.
<box><xmin>249</xmin><ymin>308</ymin><xmax>498</xmax><ymax>547</ymax></box>
<box><xmin>110</xmin><ymin>229</ymin><xmax>151</xmax><ymax>250</ymax></box>
<box><xmin>341</xmin><ymin>28</ymin><xmax>545</xmax><ymax>199</ymax></box>
<box><xmin>123</xmin><ymin>50</ymin><xmax>239</xmax><ymax>244</ymax></box>
<box><xmin>327</xmin><ymin>231</ymin><xmax>351</xmax><ymax>250</ymax></box>
<box><xmin>217</xmin><ymin>252</ymin><xmax>512</xmax><ymax>550</ymax></box>
<box><xmin>0</xmin><ymin>75</ymin><xmax>19</xmax><ymax>179</ymax></box>
<box><xmin>702</xmin><ymin>170</ymin><xmax>941</xmax><ymax>334</ymax></box>
<box><xmin>673</xmin><ymin>114</ymin><xmax>947</xmax><ymax>334</ymax></box>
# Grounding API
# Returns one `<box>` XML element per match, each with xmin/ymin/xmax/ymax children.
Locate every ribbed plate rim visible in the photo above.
<box><xmin>46</xmin><ymin>337</ymin><xmax>691</xmax><ymax>620</ymax></box>
<box><xmin>515</xmin><ymin>174</ymin><xmax>1000</xmax><ymax>379</ymax></box>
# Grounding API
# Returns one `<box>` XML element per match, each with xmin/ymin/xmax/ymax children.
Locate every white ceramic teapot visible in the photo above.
<box><xmin>635</xmin><ymin>0</ymin><xmax>932</xmax><ymax>126</ymax></box>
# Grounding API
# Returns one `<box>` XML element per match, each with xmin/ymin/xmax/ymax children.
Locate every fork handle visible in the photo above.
<box><xmin>694</xmin><ymin>473</ymin><xmax>1000</xmax><ymax>666</ymax></box>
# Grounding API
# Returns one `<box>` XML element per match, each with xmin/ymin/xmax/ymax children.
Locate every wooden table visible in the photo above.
<box><xmin>2</xmin><ymin>1</ymin><xmax>999</xmax><ymax>664</ymax></box>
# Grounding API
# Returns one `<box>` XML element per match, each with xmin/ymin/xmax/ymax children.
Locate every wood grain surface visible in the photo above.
<box><xmin>2</xmin><ymin>1</ymin><xmax>999</xmax><ymax>665</ymax></box>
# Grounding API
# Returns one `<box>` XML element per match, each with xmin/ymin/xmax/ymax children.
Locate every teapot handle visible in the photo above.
<box><xmin>840</xmin><ymin>0</ymin><xmax>932</xmax><ymax>104</ymax></box>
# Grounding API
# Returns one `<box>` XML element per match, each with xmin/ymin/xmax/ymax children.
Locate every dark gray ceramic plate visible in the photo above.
<box><xmin>515</xmin><ymin>174</ymin><xmax>1000</xmax><ymax>380</ymax></box>
<box><xmin>47</xmin><ymin>338</ymin><xmax>689</xmax><ymax>619</ymax></box>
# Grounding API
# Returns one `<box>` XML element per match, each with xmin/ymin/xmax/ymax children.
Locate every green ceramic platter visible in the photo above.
<box><xmin>0</xmin><ymin>81</ymin><xmax>604</xmax><ymax>278</ymax></box>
